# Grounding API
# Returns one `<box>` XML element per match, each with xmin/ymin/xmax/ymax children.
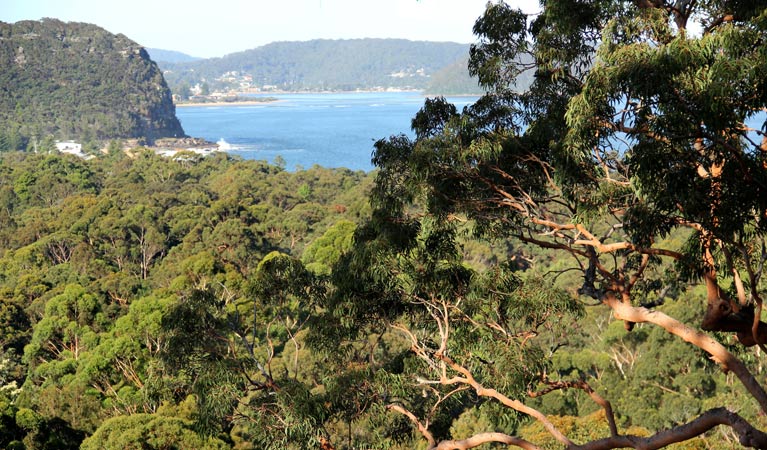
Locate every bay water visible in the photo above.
<box><xmin>176</xmin><ymin>92</ymin><xmax>479</xmax><ymax>172</ymax></box>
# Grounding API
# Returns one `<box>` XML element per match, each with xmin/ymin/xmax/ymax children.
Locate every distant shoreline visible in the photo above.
<box><xmin>176</xmin><ymin>90</ymin><xmax>482</xmax><ymax>108</ymax></box>
<box><xmin>176</xmin><ymin>99</ymin><xmax>280</xmax><ymax>107</ymax></box>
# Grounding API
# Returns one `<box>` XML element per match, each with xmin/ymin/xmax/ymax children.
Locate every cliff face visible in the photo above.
<box><xmin>0</xmin><ymin>19</ymin><xmax>185</xmax><ymax>143</ymax></box>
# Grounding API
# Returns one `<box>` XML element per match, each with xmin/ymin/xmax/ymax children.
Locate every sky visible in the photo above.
<box><xmin>3</xmin><ymin>0</ymin><xmax>540</xmax><ymax>58</ymax></box>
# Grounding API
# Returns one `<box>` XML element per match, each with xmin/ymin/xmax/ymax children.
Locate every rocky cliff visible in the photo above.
<box><xmin>0</xmin><ymin>19</ymin><xmax>185</xmax><ymax>144</ymax></box>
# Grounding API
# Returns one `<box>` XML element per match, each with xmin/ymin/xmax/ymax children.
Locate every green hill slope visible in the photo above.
<box><xmin>159</xmin><ymin>39</ymin><xmax>473</xmax><ymax>93</ymax></box>
<box><xmin>0</xmin><ymin>19</ymin><xmax>185</xmax><ymax>146</ymax></box>
<box><xmin>423</xmin><ymin>54</ymin><xmax>534</xmax><ymax>96</ymax></box>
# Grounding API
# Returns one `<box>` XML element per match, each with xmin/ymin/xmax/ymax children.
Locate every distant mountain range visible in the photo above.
<box><xmin>153</xmin><ymin>39</ymin><xmax>489</xmax><ymax>96</ymax></box>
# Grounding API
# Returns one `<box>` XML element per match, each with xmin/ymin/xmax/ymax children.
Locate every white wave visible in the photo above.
<box><xmin>217</xmin><ymin>138</ymin><xmax>234</xmax><ymax>150</ymax></box>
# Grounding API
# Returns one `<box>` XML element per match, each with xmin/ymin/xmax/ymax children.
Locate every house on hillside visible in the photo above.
<box><xmin>55</xmin><ymin>141</ymin><xmax>82</xmax><ymax>154</ymax></box>
<box><xmin>55</xmin><ymin>141</ymin><xmax>94</xmax><ymax>159</ymax></box>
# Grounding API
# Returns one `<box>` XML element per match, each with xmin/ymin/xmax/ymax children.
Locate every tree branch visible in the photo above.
<box><xmin>437</xmin><ymin>354</ymin><xmax>575</xmax><ymax>447</ymax></box>
<box><xmin>574</xmin><ymin>407</ymin><xmax>767</xmax><ymax>450</ymax></box>
<box><xmin>604</xmin><ymin>291</ymin><xmax>767</xmax><ymax>413</ymax></box>
<box><xmin>529</xmin><ymin>379</ymin><xmax>618</xmax><ymax>437</ymax></box>
<box><xmin>433</xmin><ymin>432</ymin><xmax>542</xmax><ymax>450</ymax></box>
<box><xmin>387</xmin><ymin>403</ymin><xmax>436</xmax><ymax>448</ymax></box>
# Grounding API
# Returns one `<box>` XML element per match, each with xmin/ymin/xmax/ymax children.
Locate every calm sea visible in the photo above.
<box><xmin>176</xmin><ymin>92</ymin><xmax>479</xmax><ymax>172</ymax></box>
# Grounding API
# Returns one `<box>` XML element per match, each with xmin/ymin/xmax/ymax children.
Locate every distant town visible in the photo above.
<box><xmin>172</xmin><ymin>67</ymin><xmax>431</xmax><ymax>104</ymax></box>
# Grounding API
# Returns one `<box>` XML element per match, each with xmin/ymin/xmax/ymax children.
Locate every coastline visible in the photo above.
<box><xmin>175</xmin><ymin>89</ymin><xmax>484</xmax><ymax>108</ymax></box>
<box><xmin>176</xmin><ymin>99</ymin><xmax>281</xmax><ymax>107</ymax></box>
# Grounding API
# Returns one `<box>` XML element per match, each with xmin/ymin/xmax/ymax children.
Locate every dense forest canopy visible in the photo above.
<box><xmin>0</xmin><ymin>149</ymin><xmax>375</xmax><ymax>449</ymax></box>
<box><xmin>2</xmin><ymin>0</ymin><xmax>767</xmax><ymax>449</ymax></box>
<box><xmin>0</xmin><ymin>19</ymin><xmax>185</xmax><ymax>147</ymax></box>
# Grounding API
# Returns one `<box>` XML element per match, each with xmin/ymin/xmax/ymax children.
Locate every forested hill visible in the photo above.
<box><xmin>159</xmin><ymin>38</ymin><xmax>477</xmax><ymax>93</ymax></box>
<box><xmin>0</xmin><ymin>19</ymin><xmax>185</xmax><ymax>146</ymax></box>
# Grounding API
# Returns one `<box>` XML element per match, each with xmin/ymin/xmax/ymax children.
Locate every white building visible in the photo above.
<box><xmin>55</xmin><ymin>141</ymin><xmax>82</xmax><ymax>154</ymax></box>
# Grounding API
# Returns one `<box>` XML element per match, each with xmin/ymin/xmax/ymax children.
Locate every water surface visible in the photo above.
<box><xmin>176</xmin><ymin>92</ymin><xmax>479</xmax><ymax>171</ymax></box>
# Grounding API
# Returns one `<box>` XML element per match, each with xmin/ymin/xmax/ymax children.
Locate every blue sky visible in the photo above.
<box><xmin>3</xmin><ymin>0</ymin><xmax>540</xmax><ymax>58</ymax></box>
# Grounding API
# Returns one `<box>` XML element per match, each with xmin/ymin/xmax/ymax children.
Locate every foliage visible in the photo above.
<box><xmin>0</xmin><ymin>149</ymin><xmax>372</xmax><ymax>447</ymax></box>
<box><xmin>302</xmin><ymin>220</ymin><xmax>357</xmax><ymax>275</ymax></box>
<box><xmin>81</xmin><ymin>412</ymin><xmax>229</xmax><ymax>450</ymax></box>
<box><xmin>305</xmin><ymin>0</ymin><xmax>767</xmax><ymax>448</ymax></box>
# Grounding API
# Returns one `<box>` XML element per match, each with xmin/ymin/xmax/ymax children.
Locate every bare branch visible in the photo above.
<box><xmin>574</xmin><ymin>407</ymin><xmax>767</xmax><ymax>450</ymax></box>
<box><xmin>528</xmin><ymin>379</ymin><xmax>618</xmax><ymax>437</ymax></box>
<box><xmin>387</xmin><ymin>403</ymin><xmax>435</xmax><ymax>448</ymax></box>
<box><xmin>433</xmin><ymin>432</ymin><xmax>542</xmax><ymax>450</ymax></box>
<box><xmin>437</xmin><ymin>354</ymin><xmax>575</xmax><ymax>447</ymax></box>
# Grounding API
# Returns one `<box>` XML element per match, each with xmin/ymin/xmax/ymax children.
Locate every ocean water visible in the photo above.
<box><xmin>175</xmin><ymin>92</ymin><xmax>479</xmax><ymax>172</ymax></box>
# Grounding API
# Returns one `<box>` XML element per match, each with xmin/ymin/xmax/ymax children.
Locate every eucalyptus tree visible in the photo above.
<box><xmin>159</xmin><ymin>251</ymin><xmax>331</xmax><ymax>449</ymax></box>
<box><xmin>336</xmin><ymin>0</ymin><xmax>767</xmax><ymax>448</ymax></box>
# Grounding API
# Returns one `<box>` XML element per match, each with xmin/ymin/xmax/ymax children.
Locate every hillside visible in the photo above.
<box><xmin>424</xmin><ymin>54</ymin><xmax>534</xmax><ymax>95</ymax></box>
<box><xmin>158</xmin><ymin>38</ymin><xmax>474</xmax><ymax>94</ymax></box>
<box><xmin>423</xmin><ymin>56</ymin><xmax>487</xmax><ymax>96</ymax></box>
<box><xmin>0</xmin><ymin>19</ymin><xmax>185</xmax><ymax>147</ymax></box>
